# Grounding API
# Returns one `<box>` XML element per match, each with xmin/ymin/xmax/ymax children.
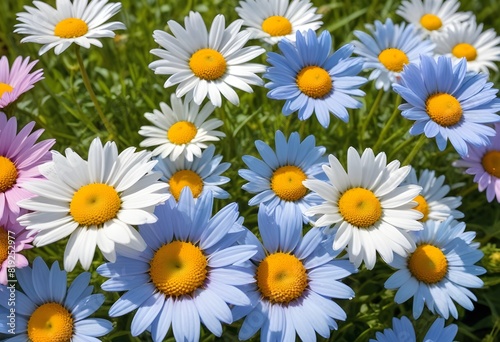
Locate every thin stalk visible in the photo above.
<box><xmin>402</xmin><ymin>134</ymin><xmax>427</xmax><ymax>166</ymax></box>
<box><xmin>373</xmin><ymin>94</ymin><xmax>401</xmax><ymax>151</ymax></box>
<box><xmin>74</xmin><ymin>45</ymin><xmax>116</xmax><ymax>140</ymax></box>
<box><xmin>360</xmin><ymin>88</ymin><xmax>384</xmax><ymax>141</ymax></box>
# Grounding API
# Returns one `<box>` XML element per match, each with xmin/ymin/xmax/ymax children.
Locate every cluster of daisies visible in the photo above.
<box><xmin>0</xmin><ymin>0</ymin><xmax>498</xmax><ymax>341</ymax></box>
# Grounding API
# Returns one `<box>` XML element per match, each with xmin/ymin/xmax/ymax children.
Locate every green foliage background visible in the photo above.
<box><xmin>1</xmin><ymin>0</ymin><xmax>500</xmax><ymax>341</ymax></box>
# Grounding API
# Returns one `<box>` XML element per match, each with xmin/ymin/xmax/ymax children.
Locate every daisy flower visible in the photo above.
<box><xmin>235</xmin><ymin>0</ymin><xmax>322</xmax><ymax>45</ymax></box>
<box><xmin>393</xmin><ymin>55</ymin><xmax>500</xmax><ymax>156</ymax></box>
<box><xmin>265</xmin><ymin>29</ymin><xmax>366</xmax><ymax>128</ymax></box>
<box><xmin>403</xmin><ymin>168</ymin><xmax>463</xmax><ymax>222</ymax></box>
<box><xmin>396</xmin><ymin>0</ymin><xmax>471</xmax><ymax>41</ymax></box>
<box><xmin>149</xmin><ymin>11</ymin><xmax>266</xmax><ymax>107</ymax></box>
<box><xmin>434</xmin><ymin>19</ymin><xmax>500</xmax><ymax>73</ymax></box>
<box><xmin>0</xmin><ymin>113</ymin><xmax>54</xmax><ymax>226</ymax></box>
<box><xmin>139</xmin><ymin>94</ymin><xmax>225</xmax><ymax>162</ymax></box>
<box><xmin>155</xmin><ymin>144</ymin><xmax>230</xmax><ymax>201</ymax></box>
<box><xmin>233</xmin><ymin>204</ymin><xmax>356</xmax><ymax>341</ymax></box>
<box><xmin>304</xmin><ymin>147</ymin><xmax>423</xmax><ymax>270</ymax></box>
<box><xmin>0</xmin><ymin>56</ymin><xmax>44</xmax><ymax>109</ymax></box>
<box><xmin>453</xmin><ymin>123</ymin><xmax>500</xmax><ymax>202</ymax></box>
<box><xmin>370</xmin><ymin>316</ymin><xmax>458</xmax><ymax>342</ymax></box>
<box><xmin>384</xmin><ymin>217</ymin><xmax>486</xmax><ymax>319</ymax></box>
<box><xmin>352</xmin><ymin>18</ymin><xmax>435</xmax><ymax>91</ymax></box>
<box><xmin>239</xmin><ymin>130</ymin><xmax>326</xmax><ymax>222</ymax></box>
<box><xmin>0</xmin><ymin>218</ymin><xmax>34</xmax><ymax>285</ymax></box>
<box><xmin>15</xmin><ymin>0</ymin><xmax>125</xmax><ymax>55</ymax></box>
<box><xmin>0</xmin><ymin>257</ymin><xmax>112</xmax><ymax>341</ymax></box>
<box><xmin>17</xmin><ymin>137</ymin><xmax>169</xmax><ymax>271</ymax></box>
<box><xmin>97</xmin><ymin>191</ymin><xmax>257</xmax><ymax>342</ymax></box>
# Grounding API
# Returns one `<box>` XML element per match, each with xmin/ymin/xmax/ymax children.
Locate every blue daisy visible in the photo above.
<box><xmin>233</xmin><ymin>204</ymin><xmax>356</xmax><ymax>341</ymax></box>
<box><xmin>384</xmin><ymin>217</ymin><xmax>486</xmax><ymax>319</ymax></box>
<box><xmin>154</xmin><ymin>144</ymin><xmax>230</xmax><ymax>201</ymax></box>
<box><xmin>264</xmin><ymin>29</ymin><xmax>366</xmax><ymax>128</ymax></box>
<box><xmin>97</xmin><ymin>190</ymin><xmax>257</xmax><ymax>342</ymax></box>
<box><xmin>393</xmin><ymin>55</ymin><xmax>500</xmax><ymax>156</ymax></box>
<box><xmin>352</xmin><ymin>18</ymin><xmax>435</xmax><ymax>91</ymax></box>
<box><xmin>370</xmin><ymin>316</ymin><xmax>458</xmax><ymax>342</ymax></box>
<box><xmin>239</xmin><ymin>130</ymin><xmax>326</xmax><ymax>222</ymax></box>
<box><xmin>0</xmin><ymin>257</ymin><xmax>112</xmax><ymax>342</ymax></box>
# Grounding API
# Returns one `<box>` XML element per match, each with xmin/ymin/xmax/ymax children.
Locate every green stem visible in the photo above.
<box><xmin>460</xmin><ymin>183</ymin><xmax>479</xmax><ymax>198</ymax></box>
<box><xmin>402</xmin><ymin>134</ymin><xmax>427</xmax><ymax>166</ymax></box>
<box><xmin>74</xmin><ymin>45</ymin><xmax>115</xmax><ymax>140</ymax></box>
<box><xmin>360</xmin><ymin>88</ymin><xmax>384</xmax><ymax>141</ymax></box>
<box><xmin>373</xmin><ymin>94</ymin><xmax>401</xmax><ymax>151</ymax></box>
<box><xmin>298</xmin><ymin>119</ymin><xmax>306</xmax><ymax>137</ymax></box>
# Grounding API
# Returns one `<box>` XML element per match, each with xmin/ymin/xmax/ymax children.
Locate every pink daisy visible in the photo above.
<box><xmin>453</xmin><ymin>123</ymin><xmax>500</xmax><ymax>202</ymax></box>
<box><xmin>0</xmin><ymin>215</ymin><xmax>34</xmax><ymax>285</ymax></box>
<box><xmin>0</xmin><ymin>56</ymin><xmax>44</xmax><ymax>109</ymax></box>
<box><xmin>0</xmin><ymin>112</ymin><xmax>55</xmax><ymax>225</ymax></box>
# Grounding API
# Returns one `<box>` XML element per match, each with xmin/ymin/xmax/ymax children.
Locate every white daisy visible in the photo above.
<box><xmin>434</xmin><ymin>19</ymin><xmax>500</xmax><ymax>73</ymax></box>
<box><xmin>403</xmin><ymin>168</ymin><xmax>463</xmax><ymax>222</ymax></box>
<box><xmin>235</xmin><ymin>0</ymin><xmax>322</xmax><ymax>45</ymax></box>
<box><xmin>14</xmin><ymin>0</ymin><xmax>125</xmax><ymax>55</ymax></box>
<box><xmin>149</xmin><ymin>11</ymin><xmax>266</xmax><ymax>107</ymax></box>
<box><xmin>396</xmin><ymin>0</ymin><xmax>471</xmax><ymax>41</ymax></box>
<box><xmin>138</xmin><ymin>94</ymin><xmax>225</xmax><ymax>162</ymax></box>
<box><xmin>17</xmin><ymin>138</ymin><xmax>169</xmax><ymax>272</ymax></box>
<box><xmin>304</xmin><ymin>147</ymin><xmax>423</xmax><ymax>270</ymax></box>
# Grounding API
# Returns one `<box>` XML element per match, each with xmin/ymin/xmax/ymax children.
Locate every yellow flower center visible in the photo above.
<box><xmin>413</xmin><ymin>195</ymin><xmax>429</xmax><ymax>222</ymax></box>
<box><xmin>54</xmin><ymin>18</ymin><xmax>89</xmax><ymax>38</ymax></box>
<box><xmin>0</xmin><ymin>83</ymin><xmax>14</xmax><ymax>98</ymax></box>
<box><xmin>270</xmin><ymin>165</ymin><xmax>307</xmax><ymax>202</ymax></box>
<box><xmin>167</xmin><ymin>121</ymin><xmax>198</xmax><ymax>145</ymax></box>
<box><xmin>338</xmin><ymin>187</ymin><xmax>382</xmax><ymax>228</ymax></box>
<box><xmin>408</xmin><ymin>244</ymin><xmax>448</xmax><ymax>284</ymax></box>
<box><xmin>169</xmin><ymin>170</ymin><xmax>203</xmax><ymax>201</ymax></box>
<box><xmin>69</xmin><ymin>183</ymin><xmax>121</xmax><ymax>227</ymax></box>
<box><xmin>27</xmin><ymin>303</ymin><xmax>74</xmax><ymax>342</ymax></box>
<box><xmin>482</xmin><ymin>150</ymin><xmax>500</xmax><ymax>178</ymax></box>
<box><xmin>261</xmin><ymin>15</ymin><xmax>292</xmax><ymax>37</ymax></box>
<box><xmin>0</xmin><ymin>156</ymin><xmax>18</xmax><ymax>193</ymax></box>
<box><xmin>378</xmin><ymin>48</ymin><xmax>409</xmax><ymax>72</ymax></box>
<box><xmin>452</xmin><ymin>43</ymin><xmax>477</xmax><ymax>61</ymax></box>
<box><xmin>296</xmin><ymin>66</ymin><xmax>333</xmax><ymax>99</ymax></box>
<box><xmin>256</xmin><ymin>252</ymin><xmax>307</xmax><ymax>304</ymax></box>
<box><xmin>189</xmin><ymin>48</ymin><xmax>227</xmax><ymax>81</ymax></box>
<box><xmin>419</xmin><ymin>14</ymin><xmax>443</xmax><ymax>31</ymax></box>
<box><xmin>490</xmin><ymin>251</ymin><xmax>500</xmax><ymax>264</ymax></box>
<box><xmin>150</xmin><ymin>241</ymin><xmax>208</xmax><ymax>297</ymax></box>
<box><xmin>425</xmin><ymin>93</ymin><xmax>462</xmax><ymax>127</ymax></box>
<box><xmin>0</xmin><ymin>227</ymin><xmax>8</xmax><ymax>264</ymax></box>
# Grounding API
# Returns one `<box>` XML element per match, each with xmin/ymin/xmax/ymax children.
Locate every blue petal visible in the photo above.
<box><xmin>49</xmin><ymin>261</ymin><xmax>67</xmax><ymax>303</ymax></box>
<box><xmin>238</xmin><ymin>303</ymin><xmax>267</xmax><ymax>340</ymax></box>
<box><xmin>200</xmin><ymin>202</ymin><xmax>239</xmax><ymax>250</ymax></box>
<box><xmin>65</xmin><ymin>272</ymin><xmax>92</xmax><ymax>309</ymax></box>
<box><xmin>72</xmin><ymin>294</ymin><xmax>105</xmax><ymax>321</ymax></box>
<box><xmin>208</xmin><ymin>245</ymin><xmax>257</xmax><ymax>268</ymax></box>
<box><xmin>258</xmin><ymin>204</ymin><xmax>279</xmax><ymax>253</ymax></box>
<box><xmin>32</xmin><ymin>257</ymin><xmax>51</xmax><ymax>302</ymax></box>
<box><xmin>74</xmin><ymin>318</ymin><xmax>113</xmax><ymax>337</ymax></box>
<box><xmin>194</xmin><ymin>289</ymin><xmax>232</xmax><ymax>336</ymax></box>
<box><xmin>109</xmin><ymin>283</ymin><xmax>156</xmax><ymax>317</ymax></box>
<box><xmin>131</xmin><ymin>292</ymin><xmax>165</xmax><ymax>336</ymax></box>
<box><xmin>172</xmin><ymin>297</ymin><xmax>200</xmax><ymax>342</ymax></box>
<box><xmin>255</xmin><ymin>140</ymin><xmax>279</xmax><ymax>170</ymax></box>
<box><xmin>101</xmin><ymin>274</ymin><xmax>151</xmax><ymax>292</ymax></box>
<box><xmin>150</xmin><ymin>297</ymin><xmax>173</xmax><ymax>342</ymax></box>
